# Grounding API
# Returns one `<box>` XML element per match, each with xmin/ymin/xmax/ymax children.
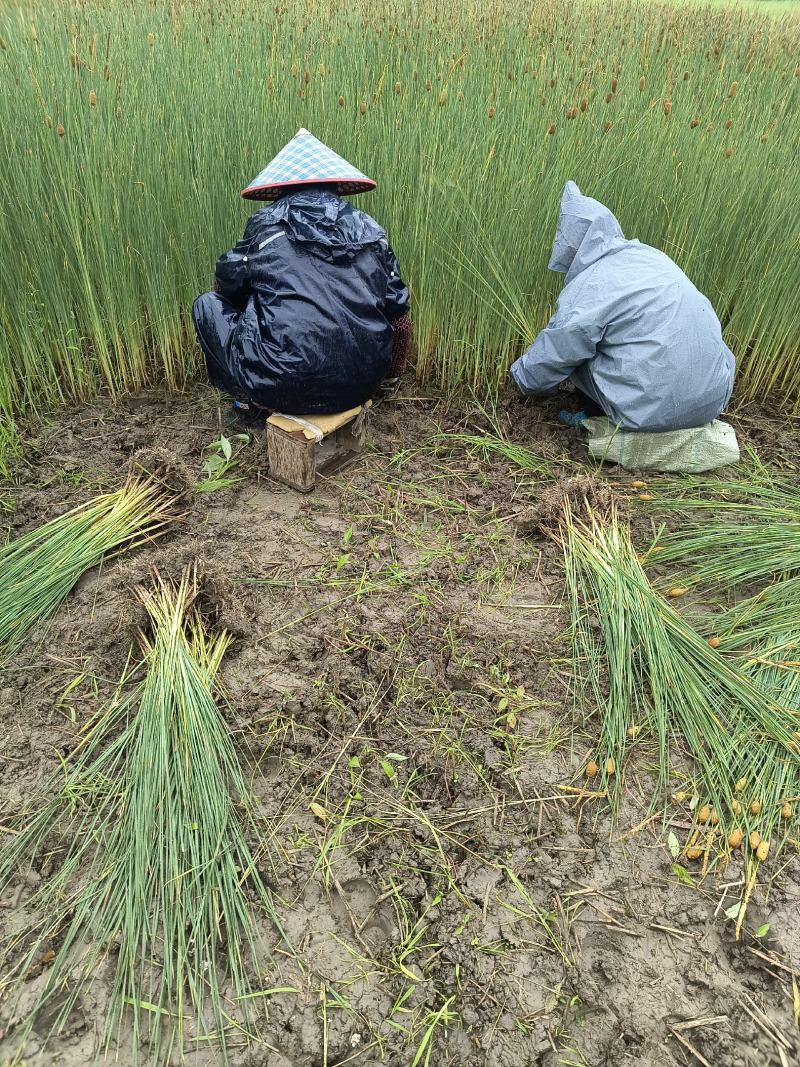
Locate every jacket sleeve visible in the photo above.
<box><xmin>214</xmin><ymin>215</ymin><xmax>261</xmax><ymax>306</ymax></box>
<box><xmin>382</xmin><ymin>243</ymin><xmax>410</xmax><ymax>321</ymax></box>
<box><xmin>510</xmin><ymin>297</ymin><xmax>600</xmax><ymax>396</ymax></box>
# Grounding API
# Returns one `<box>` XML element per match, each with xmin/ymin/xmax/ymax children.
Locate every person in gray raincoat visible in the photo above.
<box><xmin>510</xmin><ymin>181</ymin><xmax>735</xmax><ymax>432</ymax></box>
<box><xmin>193</xmin><ymin>129</ymin><xmax>412</xmax><ymax>423</ymax></box>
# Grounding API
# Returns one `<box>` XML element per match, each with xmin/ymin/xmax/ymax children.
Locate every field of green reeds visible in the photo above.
<box><xmin>0</xmin><ymin>0</ymin><xmax>799</xmax><ymax>464</ymax></box>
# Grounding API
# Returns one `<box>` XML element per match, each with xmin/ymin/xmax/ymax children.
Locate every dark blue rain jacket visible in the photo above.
<box><xmin>510</xmin><ymin>182</ymin><xmax>735</xmax><ymax>432</ymax></box>
<box><xmin>192</xmin><ymin>189</ymin><xmax>409</xmax><ymax>414</ymax></box>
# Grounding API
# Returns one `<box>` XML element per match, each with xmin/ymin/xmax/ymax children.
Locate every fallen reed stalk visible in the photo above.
<box><xmin>0</xmin><ymin>475</ymin><xmax>176</xmax><ymax>660</ymax></box>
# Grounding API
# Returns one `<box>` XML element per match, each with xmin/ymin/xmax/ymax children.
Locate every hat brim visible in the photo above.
<box><xmin>241</xmin><ymin>176</ymin><xmax>376</xmax><ymax>202</ymax></box>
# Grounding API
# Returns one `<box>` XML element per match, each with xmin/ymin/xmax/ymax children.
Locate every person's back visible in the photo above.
<box><xmin>193</xmin><ymin>129</ymin><xmax>411</xmax><ymax>418</ymax></box>
<box><xmin>511</xmin><ymin>181</ymin><xmax>735</xmax><ymax>432</ymax></box>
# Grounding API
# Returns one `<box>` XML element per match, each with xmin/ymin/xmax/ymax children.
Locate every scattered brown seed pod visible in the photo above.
<box><xmin>585</xmin><ymin>761</ymin><xmax>599</xmax><ymax>779</ymax></box>
<box><xmin>749</xmin><ymin>831</ymin><xmax>761</xmax><ymax>850</ymax></box>
<box><xmin>756</xmin><ymin>840</ymin><xmax>770</xmax><ymax>862</ymax></box>
<box><xmin>728</xmin><ymin>828</ymin><xmax>744</xmax><ymax>849</ymax></box>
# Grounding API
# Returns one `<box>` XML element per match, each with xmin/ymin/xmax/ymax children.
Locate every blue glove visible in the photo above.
<box><xmin>559</xmin><ymin>409</ymin><xmax>588</xmax><ymax>428</ymax></box>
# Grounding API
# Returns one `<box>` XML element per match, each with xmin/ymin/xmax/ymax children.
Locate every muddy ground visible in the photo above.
<box><xmin>1</xmin><ymin>384</ymin><xmax>800</xmax><ymax>1067</ymax></box>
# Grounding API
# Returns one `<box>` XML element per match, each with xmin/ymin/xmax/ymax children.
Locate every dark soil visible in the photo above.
<box><xmin>1</xmin><ymin>384</ymin><xmax>799</xmax><ymax>1067</ymax></box>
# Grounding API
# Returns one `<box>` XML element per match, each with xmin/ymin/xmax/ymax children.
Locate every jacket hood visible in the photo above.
<box><xmin>253</xmin><ymin>189</ymin><xmax>386</xmax><ymax>259</ymax></box>
<box><xmin>548</xmin><ymin>181</ymin><xmax>626</xmax><ymax>283</ymax></box>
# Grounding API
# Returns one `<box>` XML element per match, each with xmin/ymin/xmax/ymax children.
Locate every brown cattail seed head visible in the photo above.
<box><xmin>749</xmin><ymin>830</ymin><xmax>761</xmax><ymax>849</ymax></box>
<box><xmin>750</xmin><ymin>799</ymin><xmax>762</xmax><ymax>815</ymax></box>
<box><xmin>728</xmin><ymin>81</ymin><xmax>738</xmax><ymax>97</ymax></box>
<box><xmin>639</xmin><ymin>76</ymin><xmax>646</xmax><ymax>91</ymax></box>
<box><xmin>550</xmin><ymin>76</ymin><xmax>557</xmax><ymax>88</ymax></box>
<box><xmin>759</xmin><ymin>132</ymin><xmax>768</xmax><ymax>143</ymax></box>
<box><xmin>303</xmin><ymin>69</ymin><xmax>310</xmax><ymax>84</ymax></box>
<box><xmin>580</xmin><ymin>97</ymin><xmax>587</xmax><ymax>112</ymax></box>
<box><xmin>412</xmin><ymin>70</ymin><xmax>418</xmax><ymax>82</ymax></box>
<box><xmin>603</xmin><ymin>120</ymin><xmax>612</xmax><ymax>132</ymax></box>
<box><xmin>70</xmin><ymin>52</ymin><xmax>79</xmax><ymax>69</ymax></box>
<box><xmin>438</xmin><ymin>91</ymin><xmax>447</xmax><ymax>106</ymax></box>
<box><xmin>663</xmin><ymin>99</ymin><xmax>672</xmax><ymax>116</ymax></box>
<box><xmin>103</xmin><ymin>63</ymin><xmax>110</xmax><ymax>80</ymax></box>
<box><xmin>725</xmin><ymin>147</ymin><xmax>733</xmax><ymax>159</ymax></box>
<box><xmin>686</xmin><ymin>847</ymin><xmax>703</xmax><ymax>861</ymax></box>
<box><xmin>756</xmin><ymin>839</ymin><xmax>770</xmax><ymax>861</ymax></box>
<box><xmin>424</xmin><ymin>79</ymin><xmax>431</xmax><ymax>91</ymax></box>
<box><xmin>488</xmin><ymin>106</ymin><xmax>496</xmax><ymax>119</ymax></box>
<box><xmin>710</xmin><ymin>810</ymin><xmax>720</xmax><ymax>826</ymax></box>
<box><xmin>585</xmin><ymin>761</ymin><xmax>599</xmax><ymax>779</ymax></box>
<box><xmin>781</xmin><ymin>801</ymin><xmax>793</xmax><ymax>819</ymax></box>
<box><xmin>697</xmin><ymin>804</ymin><xmax>712</xmax><ymax>824</ymax></box>
<box><xmin>547</xmin><ymin>122</ymin><xmax>556</xmax><ymax>135</ymax></box>
<box><xmin>731</xmin><ymin>799</ymin><xmax>742</xmax><ymax>815</ymax></box>
<box><xmin>338</xmin><ymin>95</ymin><xmax>345</xmax><ymax>107</ymax></box>
<box><xmin>611</xmin><ymin>77</ymin><xmax>618</xmax><ymax>92</ymax></box>
<box><xmin>606</xmin><ymin>757</ymin><xmax>616</xmax><ymax>776</ymax></box>
<box><xmin>683</xmin><ymin>71</ymin><xmax>689</xmax><ymax>81</ymax></box>
<box><xmin>729</xmin><ymin>828</ymin><xmax>744</xmax><ymax>849</ymax></box>
<box><xmin>394</xmin><ymin>81</ymin><xmax>401</xmax><ymax>94</ymax></box>
<box><xmin>56</xmin><ymin>123</ymin><xmax>65</xmax><ymax>137</ymax></box>
<box><xmin>567</xmin><ymin>106</ymin><xmax>577</xmax><ymax>120</ymax></box>
<box><xmin>147</xmin><ymin>32</ymin><xmax>155</xmax><ymax>47</ymax></box>
<box><xmin>606</xmin><ymin>92</ymin><xmax>613</xmax><ymax>103</ymax></box>
<box><xmin>708</xmin><ymin>636</ymin><xmax>721</xmax><ymax>647</ymax></box>
<box><xmin>725</xmin><ymin>118</ymin><xmax>733</xmax><ymax>129</ymax></box>
<box><xmin>88</xmin><ymin>89</ymin><xmax>97</xmax><ymax>107</ymax></box>
<box><xmin>359</xmin><ymin>101</ymin><xmax>367</xmax><ymax>114</ymax></box>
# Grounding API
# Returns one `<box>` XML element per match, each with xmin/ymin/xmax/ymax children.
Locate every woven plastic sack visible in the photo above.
<box><xmin>583</xmin><ymin>417</ymin><xmax>740</xmax><ymax>473</ymax></box>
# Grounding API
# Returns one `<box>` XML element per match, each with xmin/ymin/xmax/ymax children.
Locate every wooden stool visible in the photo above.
<box><xmin>266</xmin><ymin>403</ymin><xmax>370</xmax><ymax>491</ymax></box>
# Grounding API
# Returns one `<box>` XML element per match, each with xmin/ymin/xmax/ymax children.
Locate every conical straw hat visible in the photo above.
<box><xmin>241</xmin><ymin>128</ymin><xmax>376</xmax><ymax>201</ymax></box>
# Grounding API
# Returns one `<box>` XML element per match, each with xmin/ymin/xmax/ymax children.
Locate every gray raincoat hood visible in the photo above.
<box><xmin>548</xmin><ymin>180</ymin><xmax>627</xmax><ymax>283</ymax></box>
<box><xmin>510</xmin><ymin>180</ymin><xmax>735</xmax><ymax>433</ymax></box>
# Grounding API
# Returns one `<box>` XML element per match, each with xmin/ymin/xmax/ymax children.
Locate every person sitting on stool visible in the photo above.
<box><xmin>193</xmin><ymin>128</ymin><xmax>412</xmax><ymax>426</ymax></box>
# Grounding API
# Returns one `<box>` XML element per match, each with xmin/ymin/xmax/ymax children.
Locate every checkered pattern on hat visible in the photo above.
<box><xmin>241</xmin><ymin>128</ymin><xmax>375</xmax><ymax>201</ymax></box>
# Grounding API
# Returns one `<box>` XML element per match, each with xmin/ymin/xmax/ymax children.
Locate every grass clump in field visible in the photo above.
<box><xmin>0</xmin><ymin>570</ymin><xmax>284</xmax><ymax>1065</ymax></box>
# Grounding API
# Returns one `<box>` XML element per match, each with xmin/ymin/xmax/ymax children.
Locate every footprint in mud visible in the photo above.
<box><xmin>330</xmin><ymin>877</ymin><xmax>395</xmax><ymax>952</ymax></box>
